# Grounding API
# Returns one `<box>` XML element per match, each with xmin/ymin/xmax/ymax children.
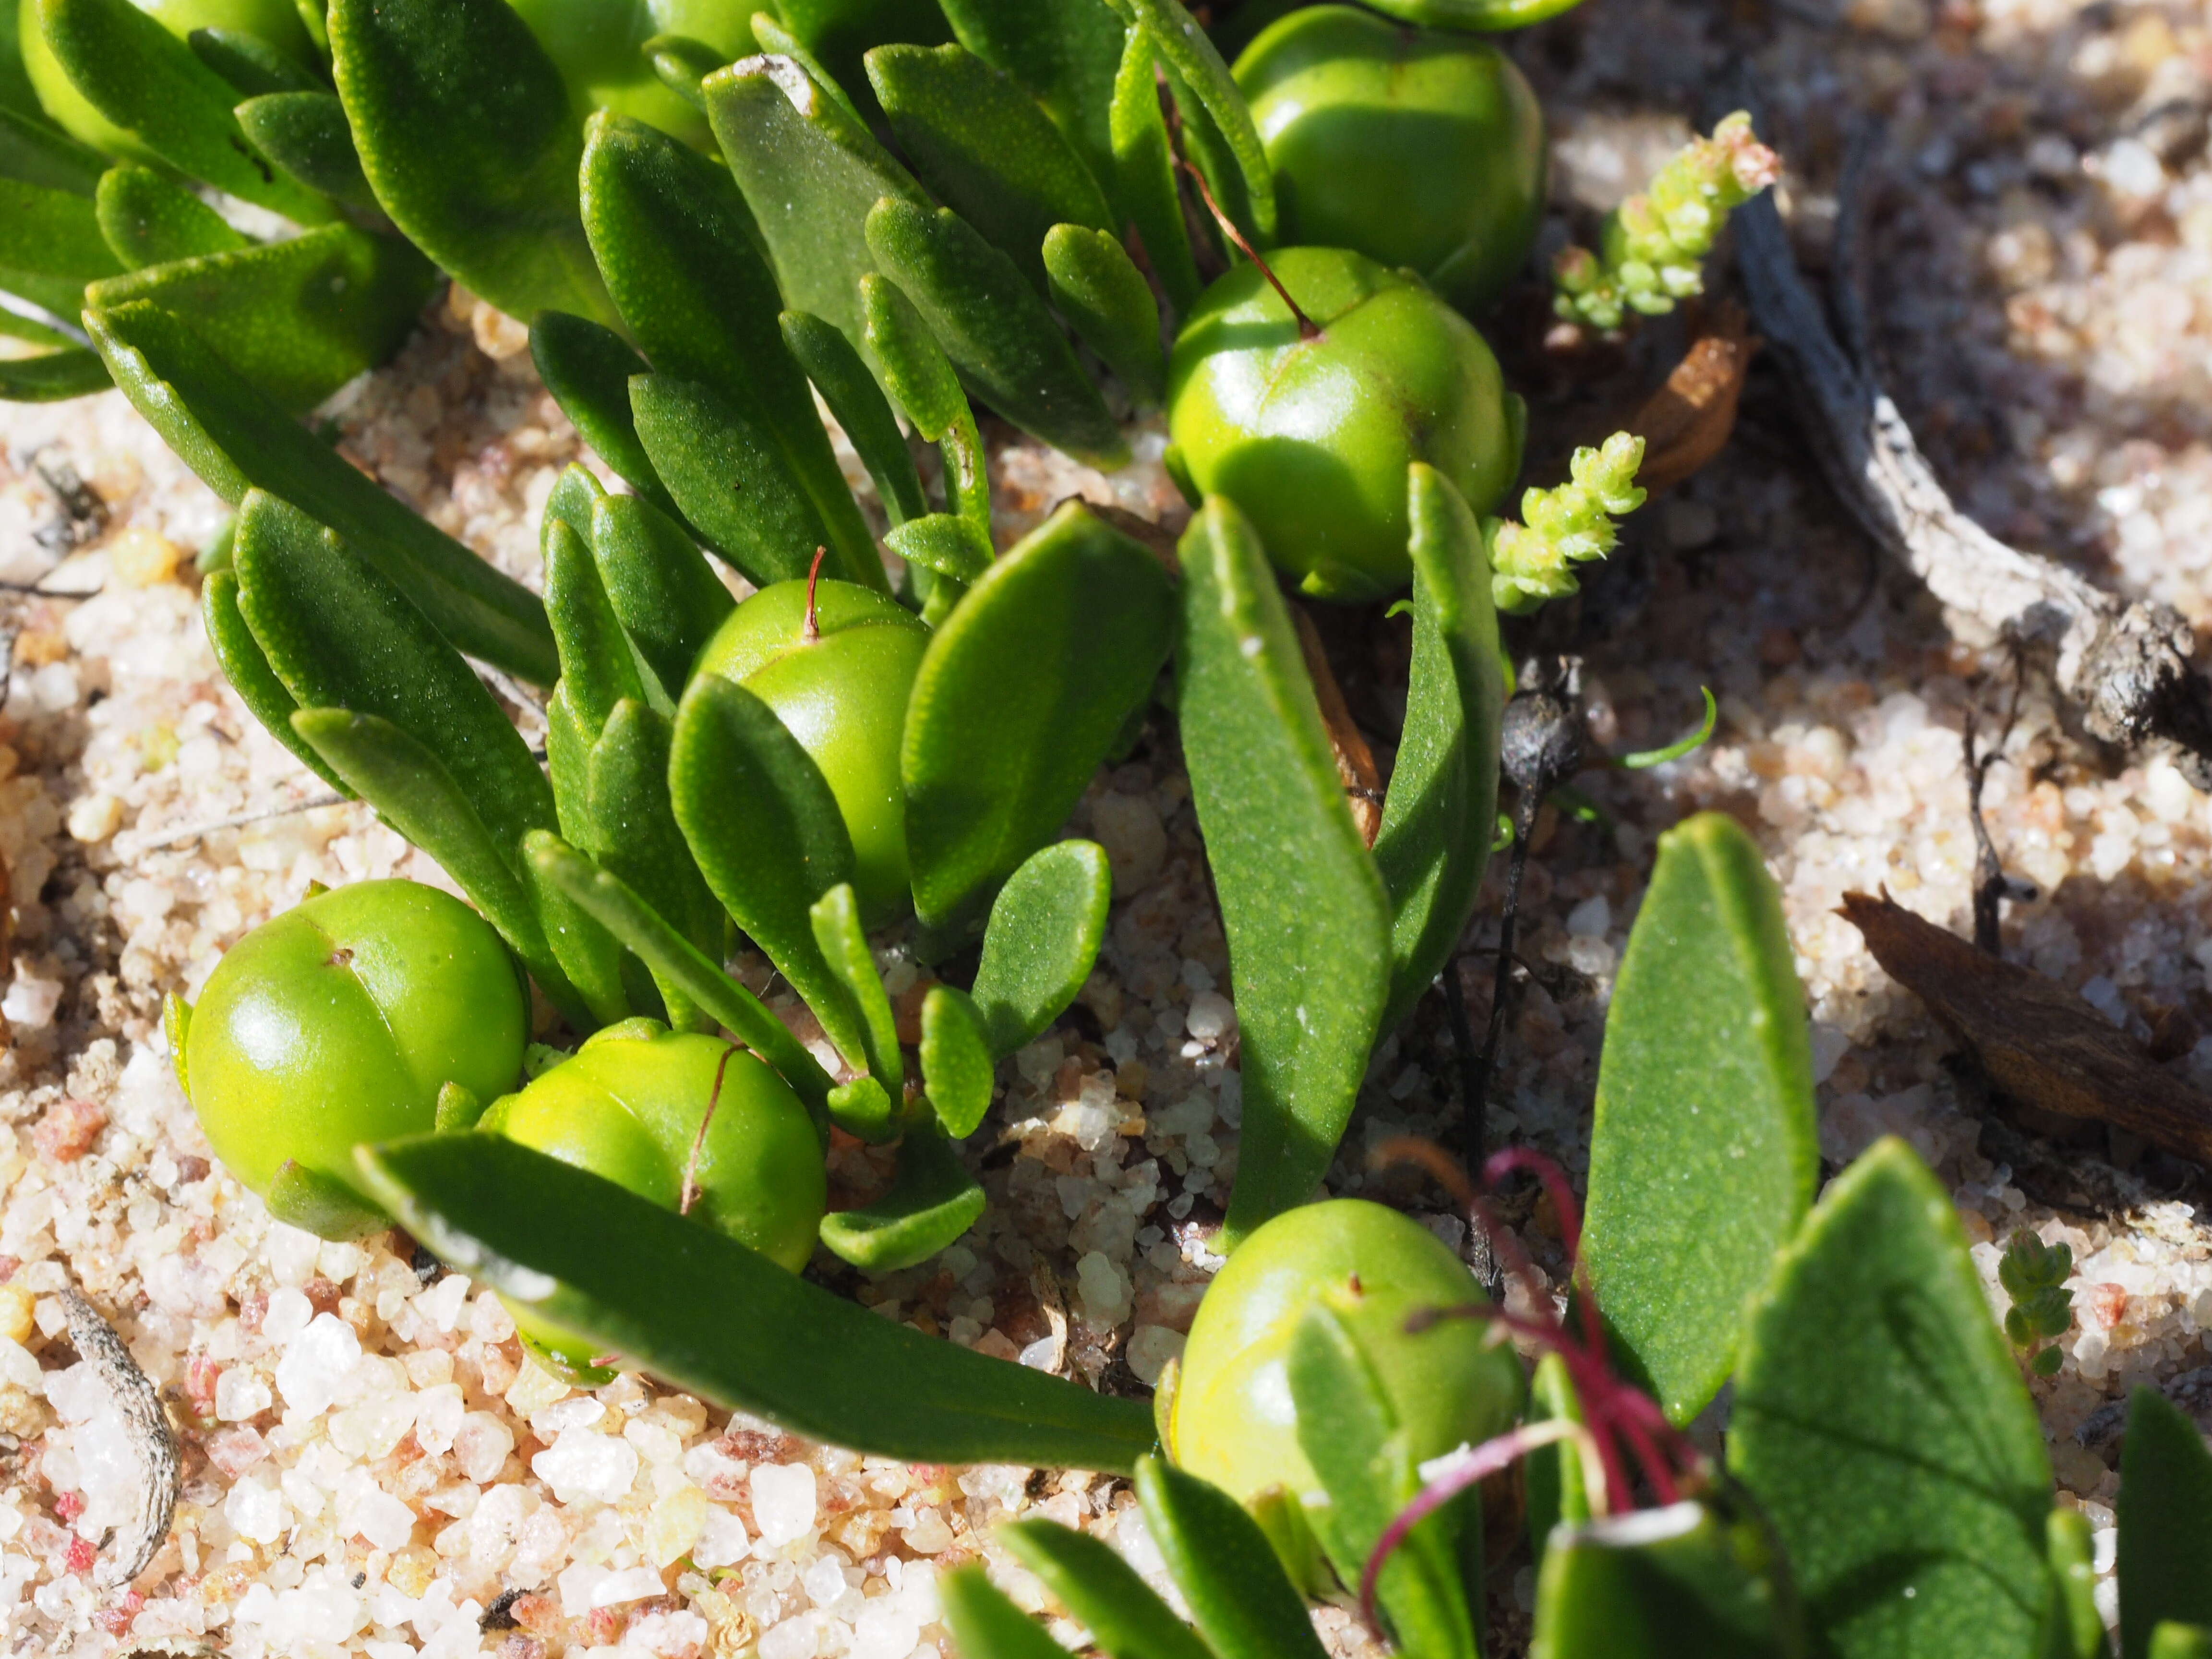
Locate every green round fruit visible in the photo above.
<box><xmin>485</xmin><ymin>1019</ymin><xmax>827</xmax><ymax>1377</ymax></box>
<box><xmin>1167</xmin><ymin>246</ymin><xmax>1518</xmax><ymax>601</ymax></box>
<box><xmin>1236</xmin><ymin>6</ymin><xmax>1545</xmax><ymax>313</ymax></box>
<box><xmin>184</xmin><ymin>879</ymin><xmax>528</xmax><ymax>1211</ymax></box>
<box><xmin>1168</xmin><ymin>1198</ymin><xmax>1523</xmax><ymax>1511</ymax></box>
<box><xmin>23</xmin><ymin>0</ymin><xmax>313</xmax><ymax>159</ymax></box>
<box><xmin>508</xmin><ymin>0</ymin><xmax>757</xmax><ymax>147</ymax></box>
<box><xmin>691</xmin><ymin>577</ymin><xmax>929</xmax><ymax>924</ymax></box>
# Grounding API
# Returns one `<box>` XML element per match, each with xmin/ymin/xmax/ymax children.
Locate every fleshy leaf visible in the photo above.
<box><xmin>584</xmin><ymin>703</ymin><xmax>721</xmax><ymax>1026</ymax></box>
<box><xmin>187</xmin><ymin>26</ymin><xmax>319</xmax><ymax>96</ymax></box>
<box><xmin>267</xmin><ymin>1157</ymin><xmax>386</xmax><ymax>1240</ymax></box>
<box><xmin>1530</xmin><ymin>1500</ymin><xmax>1803</xmax><ymax>1659</ymax></box>
<box><xmin>1372</xmin><ymin>464</ymin><xmax>1504</xmax><ymax>1033</ymax></box>
<box><xmin>434</xmin><ymin>1081</ymin><xmax>485</xmax><ymax>1133</ymax></box>
<box><xmin>85</xmin><ymin>301</ymin><xmax>557</xmax><ymax>683</ymax></box>
<box><xmin>969</xmin><ymin>840</ymin><xmax>1112</xmax><ymax>1059</ymax></box>
<box><xmin>885</xmin><ymin>514</ymin><xmax>992</xmax><ymax>584</ymax></box>
<box><xmin>200</xmin><ymin>569</ymin><xmax>344</xmax><ymax>792</ymax></box>
<box><xmin>1106</xmin><ymin>21</ymin><xmax>1199</xmax><ymax>313</ymax></box>
<box><xmin>1043</xmin><ymin>222</ymin><xmax>1164</xmax><ymax>406</ymax></box>
<box><xmin>818</xmin><ymin>1124</ymin><xmax>985</xmax><ymax>1271</ymax></box>
<box><xmin>868</xmin><ymin>42</ymin><xmax>1113</xmax><ymax>291</ymax></box>
<box><xmin>94</xmin><ymin>165</ymin><xmax>250</xmax><ymax>269</ymax></box>
<box><xmin>0</xmin><ymin>348</ymin><xmax>110</xmax><ymax>400</ymax></box>
<box><xmin>737</xmin><ymin>13</ymin><xmax>862</xmax><ymax>127</ymax></box>
<box><xmin>860</xmin><ymin>271</ymin><xmax>990</xmax><ymax>543</ymax></box>
<box><xmin>328</xmin><ymin>0</ymin><xmax>616</xmax><ymax>326</ymax></box>
<box><xmin>2120</xmin><ymin>1387</ymin><xmax>2212</xmax><ymax>1659</ymax></box>
<box><xmin>942</xmin><ymin>1566</ymin><xmax>1083</xmax><ymax>1659</ymax></box>
<box><xmin>357</xmin><ymin>1132</ymin><xmax>1157</xmax><ymax>1470</ymax></box>
<box><xmin>767</xmin><ymin>0</ymin><xmax>951</xmax><ymax>111</ymax></box>
<box><xmin>998</xmin><ymin>1518</ymin><xmax>1214</xmax><ymax>1659</ymax></box>
<box><xmin>920</xmin><ymin>984</ymin><xmax>994</xmax><ymax>1139</ymax></box>
<box><xmin>1730</xmin><ymin>1139</ymin><xmax>2058</xmax><ymax>1659</ymax></box>
<box><xmin>544</xmin><ymin>517</ymin><xmax>647</xmax><ymax>737</ymax></box>
<box><xmin>1134</xmin><ymin>1456</ymin><xmax>1332</xmax><ymax>1659</ymax></box>
<box><xmin>1580</xmin><ymin>810</ymin><xmax>1817</xmax><ymax>1426</ymax></box>
<box><xmin>1525</xmin><ymin>1352</ymin><xmax>1590</xmax><ymax>1572</ymax></box>
<box><xmin>779</xmin><ymin>307</ymin><xmax>926</xmax><ymax>526</ymax></box>
<box><xmin>0</xmin><ymin>175</ymin><xmax>120</xmax><ymax>313</ymax></box>
<box><xmin>808</xmin><ymin>883</ymin><xmax>904</xmax><ymax>1098</ymax></box>
<box><xmin>1111</xmin><ymin>0</ymin><xmax>1274</xmax><ymax>241</ymax></box>
<box><xmin>233</xmin><ymin>91</ymin><xmax>375</xmax><ymax>214</ymax></box>
<box><xmin>1177</xmin><ymin>497</ymin><xmax>1391</xmax><ymax>1247</ymax></box>
<box><xmin>0</xmin><ymin>106</ymin><xmax>109</xmax><ymax>195</ymax></box>
<box><xmin>2154</xmin><ymin>1630</ymin><xmax>2212</xmax><ymax>1659</ymax></box>
<box><xmin>938</xmin><ymin>0</ymin><xmax>1125</xmax><ymax>215</ymax></box>
<box><xmin>902</xmin><ymin>501</ymin><xmax>1174</xmax><ymax>927</ymax></box>
<box><xmin>529</xmin><ymin>312</ymin><xmax>687</xmax><ymax>526</ymax></box>
<box><xmin>865</xmin><ymin>195</ymin><xmax>1127</xmax><ymax>469</ymax></box>
<box><xmin>589</xmin><ymin>490</ymin><xmax>733</xmax><ymax>698</ymax></box>
<box><xmin>2046</xmin><ymin>1510</ymin><xmax>2106</xmax><ymax>1659</ymax></box>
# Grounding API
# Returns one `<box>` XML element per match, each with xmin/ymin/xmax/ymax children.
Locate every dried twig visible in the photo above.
<box><xmin>1292</xmin><ymin>604</ymin><xmax>1384</xmax><ymax>846</ymax></box>
<box><xmin>1625</xmin><ymin>302</ymin><xmax>1759</xmax><ymax>493</ymax></box>
<box><xmin>121</xmin><ymin>791</ymin><xmax>349</xmax><ymax>854</ymax></box>
<box><xmin>1732</xmin><ymin>106</ymin><xmax>2212</xmax><ymax>783</ymax></box>
<box><xmin>59</xmin><ymin>1287</ymin><xmax>180</xmax><ymax>1590</ymax></box>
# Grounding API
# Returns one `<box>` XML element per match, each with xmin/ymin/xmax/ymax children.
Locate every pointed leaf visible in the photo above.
<box><xmin>201</xmin><ymin>569</ymin><xmax>345</xmax><ymax>792</ymax></box>
<box><xmin>885</xmin><ymin>514</ymin><xmax>992</xmax><ymax>583</ymax></box>
<box><xmin>187</xmin><ymin>25</ymin><xmax>319</xmax><ymax>95</ymax></box>
<box><xmin>938</xmin><ymin>0</ymin><xmax>1126</xmax><ymax>213</ymax></box>
<box><xmin>1531</xmin><ymin>1501</ymin><xmax>1803</xmax><ymax>1659</ymax></box>
<box><xmin>1580</xmin><ymin>811</ymin><xmax>1817</xmax><ymax>1425</ymax></box>
<box><xmin>590</xmin><ymin>490</ymin><xmax>734</xmax><ymax>697</ymax></box>
<box><xmin>631</xmin><ymin>370</ymin><xmax>852</xmax><ymax>590</ymax></box>
<box><xmin>703</xmin><ymin>53</ymin><xmax>926</xmax><ymax>377</ymax></box>
<box><xmin>545</xmin><ymin>517</ymin><xmax>646</xmax><ymax>736</ymax></box>
<box><xmin>920</xmin><ymin>984</ymin><xmax>994</xmax><ymax>1138</ymax></box>
<box><xmin>529</xmin><ymin>311</ymin><xmax>688</xmax><ymax>527</ymax></box>
<box><xmin>524</xmin><ymin>830</ymin><xmax>836</xmax><ymax>1123</ymax></box>
<box><xmin>1043</xmin><ymin>222</ymin><xmax>1164</xmax><ymax>406</ymax></box>
<box><xmin>1134</xmin><ymin>1455</ymin><xmax>1332</xmax><ymax>1659</ymax></box>
<box><xmin>861</xmin><ymin>270</ymin><xmax>991</xmax><ymax>541</ymax></box>
<box><xmin>868</xmin><ymin>42</ymin><xmax>1113</xmax><ymax>290</ymax></box>
<box><xmin>86</xmin><ymin>301</ymin><xmax>557</xmax><ymax>683</ymax></box>
<box><xmin>1177</xmin><ymin>496</ymin><xmax>1391</xmax><ymax>1246</ymax></box>
<box><xmin>37</xmin><ymin>0</ymin><xmax>328</xmax><ymax>219</ymax></box>
<box><xmin>942</xmin><ymin>1565</ymin><xmax>1088</xmax><ymax>1659</ymax></box>
<box><xmin>0</xmin><ymin>347</ymin><xmax>109</xmax><ymax>400</ymax></box>
<box><xmin>328</xmin><ymin>0</ymin><xmax>616</xmax><ymax>326</ymax></box>
<box><xmin>267</xmin><ymin>1156</ymin><xmax>386</xmax><ymax>1240</ymax></box>
<box><xmin>95</xmin><ymin>165</ymin><xmax>250</xmax><ymax>269</ymax></box>
<box><xmin>434</xmin><ymin>1081</ymin><xmax>486</xmax><ymax>1133</ymax></box>
<box><xmin>903</xmin><ymin>500</ymin><xmax>1174</xmax><ymax>927</ymax></box>
<box><xmin>809</xmin><ymin>883</ymin><xmax>903</xmax><ymax>1096</ymax></box>
<box><xmin>780</xmin><ymin>307</ymin><xmax>926</xmax><ymax>527</ymax></box>
<box><xmin>1730</xmin><ymin>1139</ymin><xmax>2057</xmax><ymax>1659</ymax></box>
<box><xmin>998</xmin><ymin>1518</ymin><xmax>1214</xmax><ymax>1659</ymax></box>
<box><xmin>234</xmin><ymin>91</ymin><xmax>376</xmax><ymax>212</ymax></box>
<box><xmin>1107</xmin><ymin>22</ymin><xmax>1199</xmax><ymax>313</ymax></box>
<box><xmin>2120</xmin><ymin>1387</ymin><xmax>2212</xmax><ymax>1659</ymax></box>
<box><xmin>865</xmin><ymin>196</ymin><xmax>1127</xmax><ymax>469</ymax></box>
<box><xmin>818</xmin><ymin>1124</ymin><xmax>984</xmax><ymax>1271</ymax></box>
<box><xmin>85</xmin><ymin>223</ymin><xmax>437</xmax><ymax>412</ymax></box>
<box><xmin>358</xmin><ymin>1132</ymin><xmax>1157</xmax><ymax>1469</ymax></box>
<box><xmin>670</xmin><ymin>673</ymin><xmax>866</xmax><ymax>1065</ymax></box>
<box><xmin>970</xmin><ymin>840</ymin><xmax>1111</xmax><ymax>1058</ymax></box>
<box><xmin>580</xmin><ymin>110</ymin><xmax>881</xmax><ymax>591</ymax></box>
<box><xmin>1372</xmin><ymin>463</ymin><xmax>1504</xmax><ymax>1033</ymax></box>
<box><xmin>1115</xmin><ymin>0</ymin><xmax>1274</xmax><ymax>240</ymax></box>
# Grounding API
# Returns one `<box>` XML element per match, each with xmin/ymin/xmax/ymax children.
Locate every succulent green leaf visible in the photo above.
<box><xmin>357</xmin><ymin>1131</ymin><xmax>1158</xmax><ymax>1469</ymax></box>
<box><xmin>2120</xmin><ymin>1388</ymin><xmax>2212</xmax><ymax>1659</ymax></box>
<box><xmin>809</xmin><ymin>882</ymin><xmax>904</xmax><ymax>1096</ymax></box>
<box><xmin>201</xmin><ymin>568</ymin><xmax>344</xmax><ymax>792</ymax></box>
<box><xmin>85</xmin><ymin>301</ymin><xmax>557</xmax><ymax>683</ymax></box>
<box><xmin>0</xmin><ymin>105</ymin><xmax>108</xmax><ymax>194</ymax></box>
<box><xmin>818</xmin><ymin>1123</ymin><xmax>985</xmax><ymax>1271</ymax></box>
<box><xmin>434</xmin><ymin>1080</ymin><xmax>486</xmax><ymax>1133</ymax></box>
<box><xmin>998</xmin><ymin>1518</ymin><xmax>1214</xmax><ymax>1659</ymax></box>
<box><xmin>584</xmin><ymin>702</ymin><xmax>721</xmax><ymax>1029</ymax></box>
<box><xmin>84</xmin><ymin>223</ymin><xmax>437</xmax><ymax>412</ymax></box>
<box><xmin>942</xmin><ymin>1565</ymin><xmax>1089</xmax><ymax>1659</ymax></box>
<box><xmin>37</xmin><ymin>0</ymin><xmax>328</xmax><ymax>219</ymax></box>
<box><xmin>865</xmin><ymin>196</ymin><xmax>1127</xmax><ymax>469</ymax></box>
<box><xmin>1134</xmin><ymin>1455</ymin><xmax>1331</xmax><ymax>1659</ymax></box>
<box><xmin>1042</xmin><ymin>222</ymin><xmax>1164</xmax><ymax>406</ymax></box>
<box><xmin>0</xmin><ymin>346</ymin><xmax>109</xmax><ymax>400</ymax></box>
<box><xmin>0</xmin><ymin>306</ymin><xmax>79</xmax><ymax>351</ymax></box>
<box><xmin>920</xmin><ymin>983</ymin><xmax>994</xmax><ymax>1138</ymax></box>
<box><xmin>2046</xmin><ymin>1510</ymin><xmax>2107</xmax><ymax>1659</ymax></box>
<box><xmin>738</xmin><ymin>13</ymin><xmax>862</xmax><ymax>127</ymax></box>
<box><xmin>902</xmin><ymin>501</ymin><xmax>1174</xmax><ymax>927</ymax></box>
<box><xmin>868</xmin><ymin>42</ymin><xmax>1114</xmax><ymax>291</ymax></box>
<box><xmin>267</xmin><ymin>1156</ymin><xmax>386</xmax><ymax>1240</ymax></box>
<box><xmin>528</xmin><ymin>312</ymin><xmax>686</xmax><ymax>527</ymax></box>
<box><xmin>589</xmin><ymin>490</ymin><xmax>734</xmax><ymax>697</ymax></box>
<box><xmin>1373</xmin><ymin>464</ymin><xmax>1504</xmax><ymax>1034</ymax></box>
<box><xmin>94</xmin><ymin>165</ymin><xmax>250</xmax><ymax>269</ymax></box>
<box><xmin>543</xmin><ymin>461</ymin><xmax>602</xmax><ymax>545</ymax></box>
<box><xmin>233</xmin><ymin>91</ymin><xmax>375</xmax><ymax>212</ymax></box>
<box><xmin>0</xmin><ymin>175</ymin><xmax>119</xmax><ymax>313</ymax></box>
<box><xmin>630</xmin><ymin>371</ymin><xmax>854</xmax><ymax>591</ymax></box>
<box><xmin>703</xmin><ymin>53</ymin><xmax>926</xmax><ymax>377</ymax></box>
<box><xmin>1177</xmin><ymin>497</ymin><xmax>1392</xmax><ymax>1246</ymax></box>
<box><xmin>1112</xmin><ymin>0</ymin><xmax>1274</xmax><ymax>241</ymax></box>
<box><xmin>1730</xmin><ymin>1138</ymin><xmax>2058</xmax><ymax>1659</ymax></box>
<box><xmin>768</xmin><ymin>0</ymin><xmax>952</xmax><ymax>108</ymax></box>
<box><xmin>1580</xmin><ymin>810</ymin><xmax>1817</xmax><ymax>1426</ymax></box>
<box><xmin>1290</xmin><ymin>1302</ymin><xmax>1480</xmax><ymax>1659</ymax></box>
<box><xmin>859</xmin><ymin>267</ymin><xmax>964</xmax><ymax>440</ymax></box>
<box><xmin>328</xmin><ymin>0</ymin><xmax>616</xmax><ymax>327</ymax></box>
<box><xmin>188</xmin><ymin>25</ymin><xmax>318</xmax><ymax>95</ymax></box>
<box><xmin>546</xmin><ymin>682</ymin><xmax>595</xmax><ymax>846</ymax></box>
<box><xmin>2153</xmin><ymin>1630</ymin><xmax>2212</xmax><ymax>1659</ymax></box>
<box><xmin>780</xmin><ymin>307</ymin><xmax>926</xmax><ymax>526</ymax></box>
<box><xmin>291</xmin><ymin>708</ymin><xmax>588</xmax><ymax>1024</ymax></box>
<box><xmin>1525</xmin><ymin>1351</ymin><xmax>1591</xmax><ymax>1571</ymax></box>
<box><xmin>579</xmin><ymin>110</ymin><xmax>881</xmax><ymax>592</ymax></box>
<box><xmin>885</xmin><ymin>514</ymin><xmax>992</xmax><ymax>584</ymax></box>
<box><xmin>1530</xmin><ymin>1500</ymin><xmax>1803</xmax><ymax>1659</ymax></box>
<box><xmin>969</xmin><ymin>840</ymin><xmax>1112</xmax><ymax>1058</ymax></box>
<box><xmin>524</xmin><ymin>830</ymin><xmax>836</xmax><ymax>1124</ymax></box>
<box><xmin>545</xmin><ymin>517</ymin><xmax>647</xmax><ymax>737</ymax></box>
<box><xmin>938</xmin><ymin>0</ymin><xmax>1126</xmax><ymax>213</ymax></box>
<box><xmin>641</xmin><ymin>31</ymin><xmax>726</xmax><ymax>114</ymax></box>
<box><xmin>1106</xmin><ymin>24</ymin><xmax>1200</xmax><ymax>334</ymax></box>
<box><xmin>669</xmin><ymin>673</ymin><xmax>866</xmax><ymax>1067</ymax></box>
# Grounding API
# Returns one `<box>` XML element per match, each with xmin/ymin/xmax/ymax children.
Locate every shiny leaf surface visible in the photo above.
<box><xmin>938</xmin><ymin>0</ymin><xmax>1125</xmax><ymax>213</ymax></box>
<box><xmin>919</xmin><ymin>983</ymin><xmax>994</xmax><ymax>1139</ymax></box>
<box><xmin>234</xmin><ymin>90</ymin><xmax>376</xmax><ymax>212</ymax></box>
<box><xmin>817</xmin><ymin>1124</ymin><xmax>985</xmax><ymax>1271</ymax></box>
<box><xmin>94</xmin><ymin>164</ymin><xmax>248</xmax><ymax>268</ymax></box>
<box><xmin>1134</xmin><ymin>1456</ymin><xmax>1331</xmax><ymax>1659</ymax></box>
<box><xmin>1043</xmin><ymin>221</ymin><xmax>1164</xmax><ymax>406</ymax></box>
<box><xmin>998</xmin><ymin>1518</ymin><xmax>1214</xmax><ymax>1659</ymax></box>
<box><xmin>1531</xmin><ymin>1501</ymin><xmax>1802</xmax><ymax>1659</ymax></box>
<box><xmin>969</xmin><ymin>840</ymin><xmax>1112</xmax><ymax>1058</ymax></box>
<box><xmin>809</xmin><ymin>883</ymin><xmax>903</xmax><ymax>1095</ymax></box>
<box><xmin>529</xmin><ymin>311</ymin><xmax>688</xmax><ymax>527</ymax></box>
<box><xmin>590</xmin><ymin>490</ymin><xmax>733</xmax><ymax>697</ymax></box>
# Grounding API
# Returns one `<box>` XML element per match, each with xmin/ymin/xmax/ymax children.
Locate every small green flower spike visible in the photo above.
<box><xmin>1998</xmin><ymin>1227</ymin><xmax>2075</xmax><ymax>1378</ymax></box>
<box><xmin>1552</xmin><ymin>112</ymin><xmax>1781</xmax><ymax>332</ymax></box>
<box><xmin>1487</xmin><ymin>431</ymin><xmax>1647</xmax><ymax>614</ymax></box>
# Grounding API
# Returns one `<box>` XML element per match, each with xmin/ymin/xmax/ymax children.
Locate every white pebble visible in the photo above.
<box><xmin>691</xmin><ymin>1505</ymin><xmax>751</xmax><ymax>1569</ymax></box>
<box><xmin>803</xmin><ymin>1555</ymin><xmax>849</xmax><ymax>1607</ymax></box>
<box><xmin>853</xmin><ymin>1599</ymin><xmax>922</xmax><ymax>1659</ymax></box>
<box><xmin>1566</xmin><ymin>895</ymin><xmax>1611</xmax><ymax>938</ymax></box>
<box><xmin>275</xmin><ymin>1313</ymin><xmax>362</xmax><ymax>1419</ymax></box>
<box><xmin>751</xmin><ymin>1462</ymin><xmax>818</xmax><ymax>1548</ymax></box>
<box><xmin>0</xmin><ymin>974</ymin><xmax>60</xmax><ymax>1030</ymax></box>
<box><xmin>1185</xmin><ymin>992</ymin><xmax>1235</xmax><ymax>1043</ymax></box>
<box><xmin>1126</xmin><ymin>1325</ymin><xmax>1186</xmax><ymax>1386</ymax></box>
<box><xmin>761</xmin><ymin>1614</ymin><xmax>820</xmax><ymax>1659</ymax></box>
<box><xmin>214</xmin><ymin>1367</ymin><xmax>271</xmax><ymax>1422</ymax></box>
<box><xmin>451</xmin><ymin>1411</ymin><xmax>516</xmax><ymax>1483</ymax></box>
<box><xmin>224</xmin><ymin>1475</ymin><xmax>288</xmax><ymax>1544</ymax></box>
<box><xmin>531</xmin><ymin>1427</ymin><xmax>640</xmax><ymax>1506</ymax></box>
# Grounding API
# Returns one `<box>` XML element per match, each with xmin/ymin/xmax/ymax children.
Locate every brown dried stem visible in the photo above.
<box><xmin>60</xmin><ymin>1287</ymin><xmax>180</xmax><ymax>1590</ymax></box>
<box><xmin>1292</xmin><ymin>604</ymin><xmax>1383</xmax><ymax>846</ymax></box>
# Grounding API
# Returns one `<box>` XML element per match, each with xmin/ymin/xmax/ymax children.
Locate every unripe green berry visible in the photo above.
<box><xmin>1168</xmin><ymin>1199</ymin><xmax>1523</xmax><ymax>1512</ymax></box>
<box><xmin>183</xmin><ymin>880</ymin><xmax>528</xmax><ymax>1220</ymax></box>
<box><xmin>691</xmin><ymin>576</ymin><xmax>929</xmax><ymax>924</ymax></box>
<box><xmin>1236</xmin><ymin>6</ymin><xmax>1545</xmax><ymax>314</ymax></box>
<box><xmin>1167</xmin><ymin>247</ymin><xmax>1517</xmax><ymax>602</ymax></box>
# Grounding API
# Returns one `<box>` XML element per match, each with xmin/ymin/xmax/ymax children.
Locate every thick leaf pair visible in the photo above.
<box><xmin>5</xmin><ymin>0</ymin><xmax>429</xmax><ymax>406</ymax></box>
<box><xmin>1176</xmin><ymin>475</ymin><xmax>1503</xmax><ymax>1245</ymax></box>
